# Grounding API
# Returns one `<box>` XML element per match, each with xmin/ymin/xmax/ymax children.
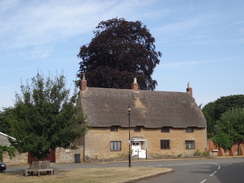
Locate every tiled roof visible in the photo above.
<box><xmin>80</xmin><ymin>87</ymin><xmax>206</xmax><ymax>128</ymax></box>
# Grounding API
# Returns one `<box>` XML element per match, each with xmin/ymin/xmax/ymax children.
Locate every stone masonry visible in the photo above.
<box><xmin>84</xmin><ymin>127</ymin><xmax>207</xmax><ymax>160</ymax></box>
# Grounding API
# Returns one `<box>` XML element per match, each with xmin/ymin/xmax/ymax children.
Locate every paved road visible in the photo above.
<box><xmin>6</xmin><ymin>157</ymin><xmax>244</xmax><ymax>183</ymax></box>
<box><xmin>135</xmin><ymin>158</ymin><xmax>244</xmax><ymax>183</ymax></box>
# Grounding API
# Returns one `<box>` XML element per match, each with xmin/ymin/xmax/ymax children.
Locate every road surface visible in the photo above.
<box><xmin>6</xmin><ymin>157</ymin><xmax>244</xmax><ymax>183</ymax></box>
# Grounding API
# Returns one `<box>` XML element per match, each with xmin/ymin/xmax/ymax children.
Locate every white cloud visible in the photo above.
<box><xmin>157</xmin><ymin>18</ymin><xmax>199</xmax><ymax>34</ymax></box>
<box><xmin>0</xmin><ymin>0</ymin><xmax>163</xmax><ymax>51</ymax></box>
<box><xmin>0</xmin><ymin>1</ymin><xmax>118</xmax><ymax>50</ymax></box>
<box><xmin>159</xmin><ymin>57</ymin><xmax>240</xmax><ymax>70</ymax></box>
<box><xmin>0</xmin><ymin>0</ymin><xmax>19</xmax><ymax>12</ymax></box>
<box><xmin>16</xmin><ymin>45</ymin><xmax>54</xmax><ymax>60</ymax></box>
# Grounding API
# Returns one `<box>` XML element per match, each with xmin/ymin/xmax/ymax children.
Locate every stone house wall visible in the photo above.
<box><xmin>84</xmin><ymin>127</ymin><xmax>207</xmax><ymax>160</ymax></box>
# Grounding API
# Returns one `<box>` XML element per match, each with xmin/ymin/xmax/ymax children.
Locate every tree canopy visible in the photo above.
<box><xmin>216</xmin><ymin>108</ymin><xmax>244</xmax><ymax>142</ymax></box>
<box><xmin>213</xmin><ymin>108</ymin><xmax>244</xmax><ymax>152</ymax></box>
<box><xmin>77</xmin><ymin>17</ymin><xmax>162</xmax><ymax>90</ymax></box>
<box><xmin>7</xmin><ymin>73</ymin><xmax>86</xmax><ymax>160</ymax></box>
<box><xmin>0</xmin><ymin>109</ymin><xmax>11</xmax><ymax>134</ymax></box>
<box><xmin>202</xmin><ymin>95</ymin><xmax>244</xmax><ymax>135</ymax></box>
<box><xmin>212</xmin><ymin>132</ymin><xmax>233</xmax><ymax>152</ymax></box>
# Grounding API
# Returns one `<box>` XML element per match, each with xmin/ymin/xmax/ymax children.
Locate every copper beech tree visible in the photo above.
<box><xmin>77</xmin><ymin>17</ymin><xmax>162</xmax><ymax>90</ymax></box>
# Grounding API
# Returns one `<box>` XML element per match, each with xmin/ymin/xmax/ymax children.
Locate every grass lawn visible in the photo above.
<box><xmin>0</xmin><ymin>167</ymin><xmax>172</xmax><ymax>183</ymax></box>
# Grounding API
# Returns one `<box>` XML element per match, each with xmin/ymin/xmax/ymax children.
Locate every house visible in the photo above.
<box><xmin>0</xmin><ymin>132</ymin><xmax>28</xmax><ymax>165</ymax></box>
<box><xmin>78</xmin><ymin>75</ymin><xmax>207</xmax><ymax>161</ymax></box>
<box><xmin>0</xmin><ymin>132</ymin><xmax>16</xmax><ymax>146</ymax></box>
<box><xmin>1</xmin><ymin>76</ymin><xmax>208</xmax><ymax>165</ymax></box>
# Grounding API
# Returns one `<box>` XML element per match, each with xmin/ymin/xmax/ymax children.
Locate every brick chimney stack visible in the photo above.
<box><xmin>186</xmin><ymin>82</ymin><xmax>193</xmax><ymax>97</ymax></box>
<box><xmin>132</xmin><ymin>77</ymin><xmax>138</xmax><ymax>91</ymax></box>
<box><xmin>81</xmin><ymin>73</ymin><xmax>87</xmax><ymax>91</ymax></box>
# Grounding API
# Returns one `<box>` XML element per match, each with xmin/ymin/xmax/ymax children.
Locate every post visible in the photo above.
<box><xmin>128</xmin><ymin>105</ymin><xmax>131</xmax><ymax>167</ymax></box>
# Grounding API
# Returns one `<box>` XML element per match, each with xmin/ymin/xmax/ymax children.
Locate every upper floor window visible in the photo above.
<box><xmin>186</xmin><ymin>127</ymin><xmax>194</xmax><ymax>133</ymax></box>
<box><xmin>161</xmin><ymin>127</ymin><xmax>170</xmax><ymax>133</ymax></box>
<box><xmin>110</xmin><ymin>126</ymin><xmax>118</xmax><ymax>131</ymax></box>
<box><xmin>134</xmin><ymin>126</ymin><xmax>142</xmax><ymax>132</ymax></box>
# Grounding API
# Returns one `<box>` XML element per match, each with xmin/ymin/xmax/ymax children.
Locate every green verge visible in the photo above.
<box><xmin>0</xmin><ymin>167</ymin><xmax>172</xmax><ymax>183</ymax></box>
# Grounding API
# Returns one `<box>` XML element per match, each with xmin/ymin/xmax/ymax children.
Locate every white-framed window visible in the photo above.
<box><xmin>110</xmin><ymin>141</ymin><xmax>121</xmax><ymax>151</ymax></box>
<box><xmin>160</xmin><ymin>140</ymin><xmax>170</xmax><ymax>149</ymax></box>
<box><xmin>185</xmin><ymin>140</ymin><xmax>195</xmax><ymax>149</ymax></box>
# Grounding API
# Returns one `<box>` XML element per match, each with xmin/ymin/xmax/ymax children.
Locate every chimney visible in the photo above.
<box><xmin>132</xmin><ymin>77</ymin><xmax>138</xmax><ymax>91</ymax></box>
<box><xmin>81</xmin><ymin>73</ymin><xmax>87</xmax><ymax>91</ymax></box>
<box><xmin>186</xmin><ymin>82</ymin><xmax>193</xmax><ymax>97</ymax></box>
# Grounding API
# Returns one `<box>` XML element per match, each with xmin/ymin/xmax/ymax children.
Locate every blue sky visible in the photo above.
<box><xmin>1</xmin><ymin>0</ymin><xmax>244</xmax><ymax>110</ymax></box>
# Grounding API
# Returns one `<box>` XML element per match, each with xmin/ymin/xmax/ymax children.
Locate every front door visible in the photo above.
<box><xmin>132</xmin><ymin>142</ymin><xmax>141</xmax><ymax>156</ymax></box>
<box><xmin>131</xmin><ymin>141</ymin><xmax>146</xmax><ymax>158</ymax></box>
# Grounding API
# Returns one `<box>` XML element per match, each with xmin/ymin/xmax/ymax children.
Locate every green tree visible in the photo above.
<box><xmin>202</xmin><ymin>95</ymin><xmax>244</xmax><ymax>135</ymax></box>
<box><xmin>214</xmin><ymin>108</ymin><xmax>244</xmax><ymax>154</ymax></box>
<box><xmin>212</xmin><ymin>132</ymin><xmax>233</xmax><ymax>152</ymax></box>
<box><xmin>7</xmin><ymin>72</ymin><xmax>86</xmax><ymax>160</ymax></box>
<box><xmin>77</xmin><ymin>17</ymin><xmax>162</xmax><ymax>90</ymax></box>
<box><xmin>0</xmin><ymin>109</ymin><xmax>11</xmax><ymax>134</ymax></box>
<box><xmin>202</xmin><ymin>102</ymin><xmax>216</xmax><ymax>135</ymax></box>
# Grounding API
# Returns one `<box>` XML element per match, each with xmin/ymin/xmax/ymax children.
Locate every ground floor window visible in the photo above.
<box><xmin>185</xmin><ymin>140</ymin><xmax>195</xmax><ymax>149</ymax></box>
<box><xmin>160</xmin><ymin>140</ymin><xmax>170</xmax><ymax>149</ymax></box>
<box><xmin>110</xmin><ymin>141</ymin><xmax>121</xmax><ymax>151</ymax></box>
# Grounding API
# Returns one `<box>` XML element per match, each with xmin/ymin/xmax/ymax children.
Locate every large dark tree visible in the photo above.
<box><xmin>77</xmin><ymin>17</ymin><xmax>162</xmax><ymax>90</ymax></box>
<box><xmin>202</xmin><ymin>95</ymin><xmax>244</xmax><ymax>135</ymax></box>
<box><xmin>7</xmin><ymin>72</ymin><xmax>86</xmax><ymax>160</ymax></box>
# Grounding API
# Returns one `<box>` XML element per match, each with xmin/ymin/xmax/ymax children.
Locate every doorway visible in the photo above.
<box><xmin>131</xmin><ymin>140</ymin><xmax>146</xmax><ymax>158</ymax></box>
<box><xmin>132</xmin><ymin>141</ymin><xmax>141</xmax><ymax>156</ymax></box>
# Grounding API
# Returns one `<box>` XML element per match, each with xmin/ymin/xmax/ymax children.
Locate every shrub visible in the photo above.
<box><xmin>193</xmin><ymin>149</ymin><xmax>202</xmax><ymax>156</ymax></box>
<box><xmin>0</xmin><ymin>145</ymin><xmax>15</xmax><ymax>161</ymax></box>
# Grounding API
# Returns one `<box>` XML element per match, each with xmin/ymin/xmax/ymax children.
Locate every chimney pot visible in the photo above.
<box><xmin>132</xmin><ymin>77</ymin><xmax>138</xmax><ymax>91</ymax></box>
<box><xmin>81</xmin><ymin>73</ymin><xmax>87</xmax><ymax>91</ymax></box>
<box><xmin>186</xmin><ymin>82</ymin><xmax>193</xmax><ymax>97</ymax></box>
